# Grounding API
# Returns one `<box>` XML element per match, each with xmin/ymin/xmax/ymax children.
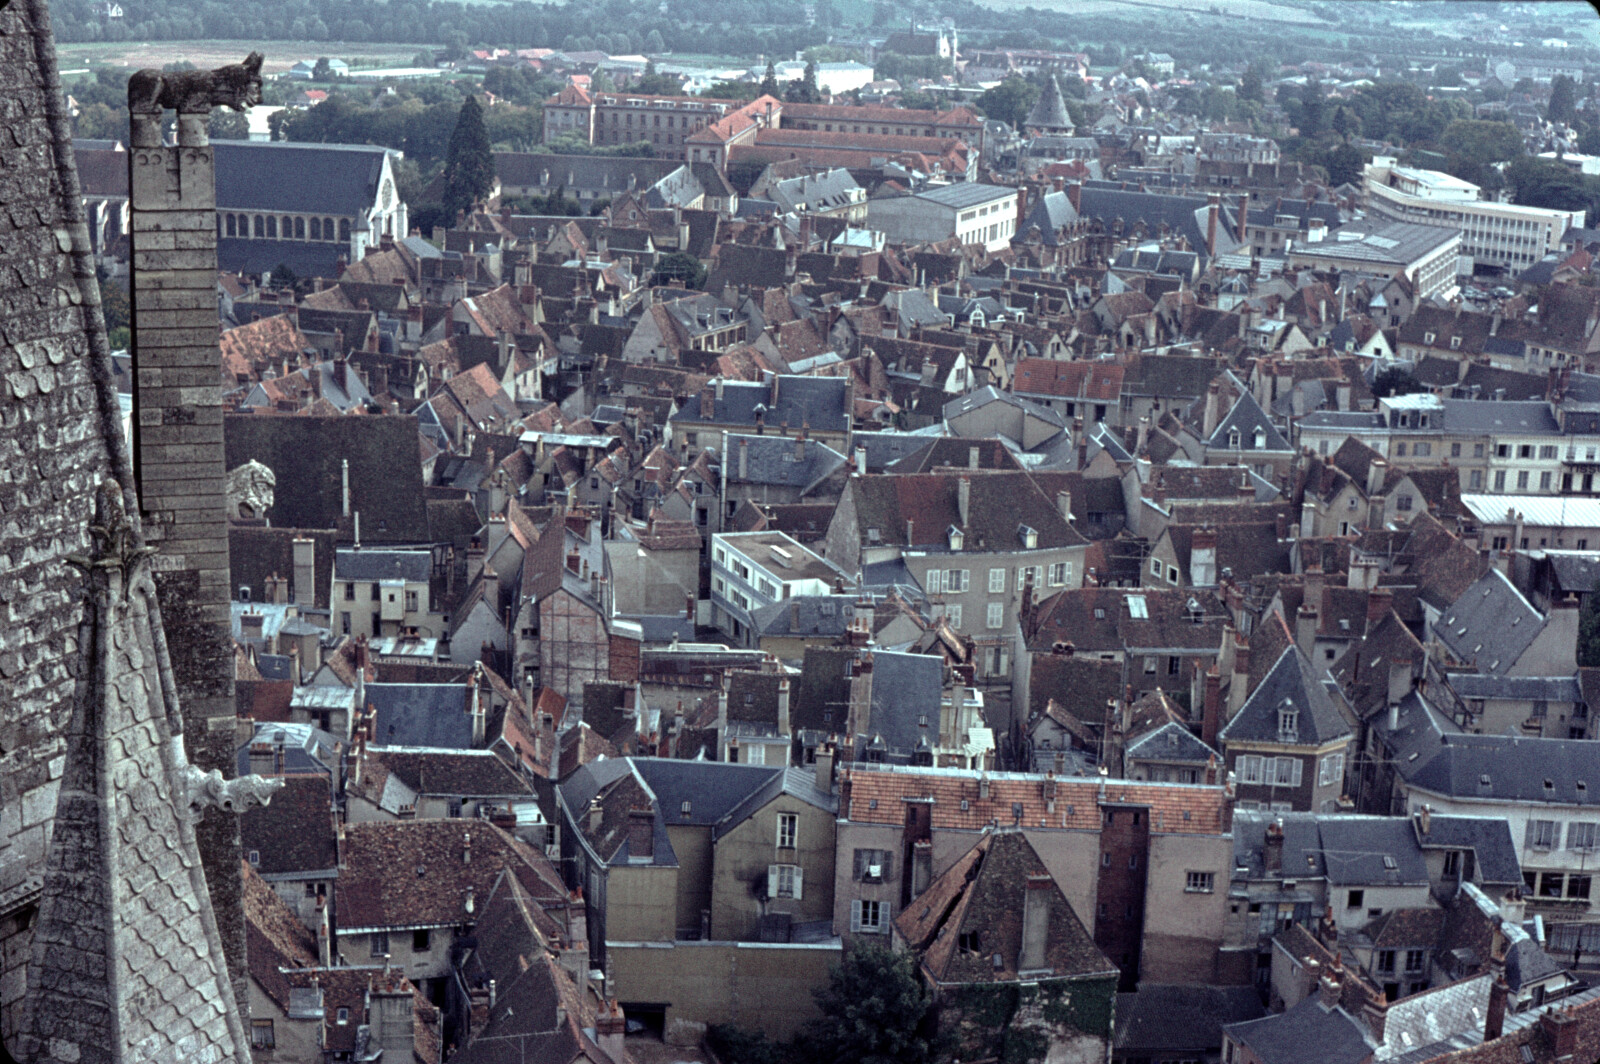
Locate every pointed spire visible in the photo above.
<box><xmin>20</xmin><ymin>480</ymin><xmax>281</xmax><ymax>1064</ymax></box>
<box><xmin>1025</xmin><ymin>72</ymin><xmax>1074</xmax><ymax>136</ymax></box>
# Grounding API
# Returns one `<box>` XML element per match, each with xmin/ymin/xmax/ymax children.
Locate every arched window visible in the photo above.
<box><xmin>294</xmin><ymin>217</ymin><xmax>305</xmax><ymax>239</ymax></box>
<box><xmin>266</xmin><ymin>216</ymin><xmax>277</xmax><ymax>239</ymax></box>
<box><xmin>310</xmin><ymin>217</ymin><xmax>321</xmax><ymax>240</ymax></box>
<box><xmin>325</xmin><ymin>218</ymin><xmax>336</xmax><ymax>241</ymax></box>
<box><xmin>339</xmin><ymin>218</ymin><xmax>350</xmax><ymax>242</ymax></box>
<box><xmin>225</xmin><ymin>214</ymin><xmax>237</xmax><ymax>237</ymax></box>
<box><xmin>254</xmin><ymin>215</ymin><xmax>264</xmax><ymax>237</ymax></box>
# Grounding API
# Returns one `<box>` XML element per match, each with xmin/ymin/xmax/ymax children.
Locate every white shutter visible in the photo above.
<box><xmin>1318</xmin><ymin>757</ymin><xmax>1330</xmax><ymax>786</ymax></box>
<box><xmin>1290</xmin><ymin>759</ymin><xmax>1303</xmax><ymax>787</ymax></box>
<box><xmin>793</xmin><ymin>867</ymin><xmax>803</xmax><ymax>901</ymax></box>
<box><xmin>926</xmin><ymin>569</ymin><xmax>943</xmax><ymax>595</ymax></box>
<box><xmin>768</xmin><ymin>864</ymin><xmax>779</xmax><ymax>898</ymax></box>
<box><xmin>850</xmin><ymin>899</ymin><xmax>862</xmax><ymax>932</ymax></box>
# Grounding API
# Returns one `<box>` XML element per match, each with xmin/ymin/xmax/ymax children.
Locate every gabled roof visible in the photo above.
<box><xmin>893</xmin><ymin>830</ymin><xmax>1116</xmax><ymax>986</ymax></box>
<box><xmin>214</xmin><ymin>141</ymin><xmax>390</xmax><ymax>216</ymax></box>
<box><xmin>1435</xmin><ymin>568</ymin><xmax>1546</xmax><ymax>676</ymax></box>
<box><xmin>712</xmin><ymin>767</ymin><xmax>838</xmax><ymax>840</ymax></box>
<box><xmin>1218</xmin><ymin>644</ymin><xmax>1351</xmax><ymax>748</ymax></box>
<box><xmin>240</xmin><ymin>775</ymin><xmax>338</xmax><ymax>876</ymax></box>
<box><xmin>1223</xmin><ymin>994</ymin><xmax>1373</xmax><ymax>1064</ymax></box>
<box><xmin>1126</xmin><ymin>720</ymin><xmax>1219</xmax><ymax>765</ymax></box>
<box><xmin>1115</xmin><ymin>985</ymin><xmax>1264</xmax><ymax>1053</ymax></box>
<box><xmin>1207</xmin><ymin>387</ymin><xmax>1291</xmax><ymax>451</ymax></box>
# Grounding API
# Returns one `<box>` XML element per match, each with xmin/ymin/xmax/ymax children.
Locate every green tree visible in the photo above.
<box><xmin>1441</xmin><ymin>119</ymin><xmax>1523</xmax><ymax>187</ymax></box>
<box><xmin>269</xmin><ymin>263</ymin><xmax>297</xmax><ymax>288</ymax></box>
<box><xmin>1548</xmin><ymin>74</ymin><xmax>1578</xmax><ymax>126</ymax></box>
<box><xmin>98</xmin><ymin>278</ymin><xmax>130</xmax><ymax>333</ymax></box>
<box><xmin>977</xmin><ymin>75</ymin><xmax>1040</xmax><ymax>131</ymax></box>
<box><xmin>801</xmin><ymin>60</ymin><xmax>820</xmax><ymax>102</ymax></box>
<box><xmin>1238</xmin><ymin>62</ymin><xmax>1266</xmax><ymax>105</ymax></box>
<box><xmin>649</xmin><ymin>250</ymin><xmax>706</xmax><ymax>288</ymax></box>
<box><xmin>1331</xmin><ymin>104</ymin><xmax>1359</xmax><ymax>143</ymax></box>
<box><xmin>1579</xmin><ymin>582</ymin><xmax>1600</xmax><ymax>667</ymax></box>
<box><xmin>799</xmin><ymin>941</ymin><xmax>936</xmax><ymax>1064</ymax></box>
<box><xmin>312</xmin><ymin>56</ymin><xmax>332</xmax><ymax>81</ymax></box>
<box><xmin>645</xmin><ymin>28</ymin><xmax>666</xmax><ymax>53</ymax></box>
<box><xmin>1300</xmin><ymin>80</ymin><xmax>1326</xmax><ymax>137</ymax></box>
<box><xmin>760</xmin><ymin>60</ymin><xmax>780</xmax><ymax>98</ymax></box>
<box><xmin>209</xmin><ymin>107</ymin><xmax>249</xmax><ymax>140</ymax></box>
<box><xmin>1325</xmin><ymin>143</ymin><xmax>1368</xmax><ymax>187</ymax></box>
<box><xmin>1371</xmin><ymin>366</ymin><xmax>1425</xmax><ymax>399</ymax></box>
<box><xmin>442</xmin><ymin>94</ymin><xmax>495</xmax><ymax>222</ymax></box>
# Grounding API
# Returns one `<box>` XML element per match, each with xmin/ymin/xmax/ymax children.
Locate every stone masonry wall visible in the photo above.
<box><xmin>128</xmin><ymin>112</ymin><xmax>249</xmax><ymax>1014</ymax></box>
<box><xmin>0</xmin><ymin>0</ymin><xmax>127</xmax><ymax>1044</ymax></box>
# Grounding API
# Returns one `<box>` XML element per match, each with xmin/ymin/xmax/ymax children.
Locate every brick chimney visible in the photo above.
<box><xmin>1365</xmin><ymin>587</ymin><xmax>1393</xmax><ymax>630</ymax></box>
<box><xmin>1318</xmin><ymin>968</ymin><xmax>1342</xmax><ymax>1010</ymax></box>
<box><xmin>1485</xmin><ymin>977</ymin><xmax>1508</xmax><ymax>1041</ymax></box>
<box><xmin>1539</xmin><ymin>1007</ymin><xmax>1578</xmax><ymax>1060</ymax></box>
<box><xmin>1202</xmin><ymin>666</ymin><xmax>1221</xmax><ymax>750</ymax></box>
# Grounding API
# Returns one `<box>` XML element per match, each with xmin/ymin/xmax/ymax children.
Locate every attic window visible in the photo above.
<box><xmin>1094</xmin><ymin>608</ymin><xmax>1105</xmax><ymax>620</ymax></box>
<box><xmin>248</xmin><ymin>850</ymin><xmax>260</xmax><ymax>865</ymax></box>
<box><xmin>1383</xmin><ymin>855</ymin><xmax>1397</xmax><ymax>870</ymax></box>
<box><xmin>681</xmin><ymin>800</ymin><xmax>692</xmax><ymax>815</ymax></box>
<box><xmin>1229</xmin><ymin>429</ymin><xmax>1241</xmax><ymax>449</ymax></box>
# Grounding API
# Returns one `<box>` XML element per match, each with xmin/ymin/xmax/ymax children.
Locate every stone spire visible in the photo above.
<box><xmin>1025</xmin><ymin>72</ymin><xmax>1074</xmax><ymax>136</ymax></box>
<box><xmin>18</xmin><ymin>481</ymin><xmax>281</xmax><ymax>1064</ymax></box>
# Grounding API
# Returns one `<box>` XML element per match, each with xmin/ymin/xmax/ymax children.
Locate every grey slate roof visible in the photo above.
<box><xmin>681</xmin><ymin>377</ymin><xmax>851</xmax><ymax>434</ymax></box>
<box><xmin>1292</xmin><ymin>219</ymin><xmax>1458</xmax><ymax>267</ymax></box>
<box><xmin>1223</xmin><ymin>995</ymin><xmax>1373</xmax><ymax>1064</ymax></box>
<box><xmin>1076</xmin><ymin>185</ymin><xmax>1241</xmax><ymax>264</ymax></box>
<box><xmin>365</xmin><ymin>683</ymin><xmax>474</xmax><ymax>748</ymax></box>
<box><xmin>1316</xmin><ymin>816</ymin><xmax>1430</xmax><ymax>886</ymax></box>
<box><xmin>866</xmin><ymin>650</ymin><xmax>945</xmax><ymax>761</ymax></box>
<box><xmin>214</xmin><ymin>141</ymin><xmax>390</xmax><ymax>216</ymax></box>
<box><xmin>1416</xmin><ymin>815</ymin><xmax>1522</xmax><ymax>885</ymax></box>
<box><xmin>711</xmin><ymin>767</ymin><xmax>837</xmax><ymax>841</ymax></box>
<box><xmin>632</xmin><ymin>757</ymin><xmax>783</xmax><ymax>827</ymax></box>
<box><xmin>1025</xmin><ymin>72</ymin><xmax>1073</xmax><ymax>131</ymax></box>
<box><xmin>334</xmin><ymin>548</ymin><xmax>431</xmax><ymax>583</ymax></box>
<box><xmin>1434</xmin><ymin>569</ymin><xmax>1545</xmax><ymax>676</ymax></box>
<box><xmin>1403</xmin><ymin>731</ymin><xmax>1600</xmax><ymax>804</ymax></box>
<box><xmin>751</xmin><ymin>594</ymin><xmax>860</xmax><ymax>638</ymax></box>
<box><xmin>853</xmin><ymin>428</ymin><xmax>948</xmax><ymax>472</ymax></box>
<box><xmin>942</xmin><ymin>384</ymin><xmax>1067</xmax><ymax>428</ymax></box>
<box><xmin>725</xmin><ymin>433</ymin><xmax>847</xmax><ymax>490</ymax></box>
<box><xmin>912</xmin><ymin>182</ymin><xmax>1017</xmax><ymax>210</ymax></box>
<box><xmin>1545</xmin><ymin>551</ymin><xmax>1600</xmax><ymax>594</ymax></box>
<box><xmin>1017</xmin><ymin>189</ymin><xmax>1079</xmax><ymax>244</ymax></box>
<box><xmin>1439</xmin><ymin>399</ymin><xmax>1562</xmax><ymax>435</ymax></box>
<box><xmin>1207</xmin><ymin>387</ymin><xmax>1292</xmax><ymax>451</ymax></box>
<box><xmin>1114</xmin><ymin>984</ymin><xmax>1264</xmax><ymax>1053</ymax></box>
<box><xmin>1445</xmin><ymin>673</ymin><xmax>1581</xmax><ymax>703</ymax></box>
<box><xmin>1125</xmin><ymin>720</ymin><xmax>1218</xmax><ymax>764</ymax></box>
<box><xmin>1218</xmin><ymin>645</ymin><xmax>1352</xmax><ymax>747</ymax></box>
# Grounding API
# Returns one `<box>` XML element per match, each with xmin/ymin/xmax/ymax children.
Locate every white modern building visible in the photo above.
<box><xmin>865</xmin><ymin>182</ymin><xmax>1019</xmax><ymax>252</ymax></box>
<box><xmin>710</xmin><ymin>530</ymin><xmax>854</xmax><ymax>646</ymax></box>
<box><xmin>1284</xmin><ymin>218</ymin><xmax>1461</xmax><ymax>301</ymax></box>
<box><xmin>1364</xmin><ymin>157</ymin><xmax>1584</xmax><ymax>274</ymax></box>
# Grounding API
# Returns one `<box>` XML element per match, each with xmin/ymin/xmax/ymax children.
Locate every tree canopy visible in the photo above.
<box><xmin>799</xmin><ymin>941</ymin><xmax>936</xmax><ymax>1064</ymax></box>
<box><xmin>976</xmin><ymin>75</ymin><xmax>1039</xmax><ymax>131</ymax></box>
<box><xmin>442</xmin><ymin>94</ymin><xmax>495</xmax><ymax>221</ymax></box>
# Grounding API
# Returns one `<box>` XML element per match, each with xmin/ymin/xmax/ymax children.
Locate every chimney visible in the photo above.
<box><xmin>794</xmin><ymin>434</ymin><xmax>806</xmax><ymax>462</ymax></box>
<box><xmin>1366</xmin><ymin>458</ymin><xmax>1387</xmax><ymax>498</ymax></box>
<box><xmin>1136</xmin><ymin>415</ymin><xmax>1150</xmax><ymax>455</ymax></box>
<box><xmin>816</xmin><ymin>742</ymin><xmax>835</xmax><ymax>794</ymax></box>
<box><xmin>958</xmin><ymin>476</ymin><xmax>971</xmax><ymax>527</ymax></box>
<box><xmin>968</xmin><ymin>445</ymin><xmax>980</xmax><ymax>470</ymax></box>
<box><xmin>855</xmin><ymin>446</ymin><xmax>868</xmax><ymax>475</ymax></box>
<box><xmin>627</xmin><ymin>808</ymin><xmax>654</xmax><ymax>859</ymax></box>
<box><xmin>292</xmin><ymin>536</ymin><xmax>316</xmax><ymax>607</ymax></box>
<box><xmin>1368</xmin><ymin>494</ymin><xmax>1386</xmax><ymax>531</ymax></box>
<box><xmin>1237</xmin><ymin>195</ymin><xmax>1249</xmax><ymax>244</ymax></box>
<box><xmin>1206</xmin><ymin>192</ymin><xmax>1220</xmax><ymax>258</ymax></box>
<box><xmin>1296</xmin><ymin>603</ymin><xmax>1319</xmax><ymax>659</ymax></box>
<box><xmin>1318</xmin><ymin>969</ymin><xmax>1342</xmax><ymax>1010</ymax></box>
<box><xmin>1057</xmin><ymin>490</ymin><xmax>1072</xmax><ymax>522</ymax></box>
<box><xmin>462</xmin><ymin>831</ymin><xmax>472</xmax><ymax>865</ymax></box>
<box><xmin>1387</xmin><ymin>655</ymin><xmax>1412</xmax><ymax>708</ymax></box>
<box><xmin>739</xmin><ymin>437</ymin><xmax>749</xmax><ymax>479</ymax></box>
<box><xmin>1484</xmin><ymin>978</ymin><xmax>1508</xmax><ymax>1041</ymax></box>
<box><xmin>1230</xmin><ymin>637</ymin><xmax>1251</xmax><ymax>716</ymax></box>
<box><xmin>1265</xmin><ymin>818</ymin><xmax>1285</xmax><ymax>873</ymax></box>
<box><xmin>1305</xmin><ymin>565</ymin><xmax>1325</xmax><ymax>612</ymax></box>
<box><xmin>342</xmin><ymin>458</ymin><xmax>351</xmax><ymax>517</ymax></box>
<box><xmin>1275</xmin><ymin>511</ymin><xmax>1288</xmax><ymax>540</ymax></box>
<box><xmin>1203</xmin><ymin>382</ymin><xmax>1221</xmax><ymax>438</ymax></box>
<box><xmin>778</xmin><ymin>677</ymin><xmax>791</xmax><ymax>739</ymax></box>
<box><xmin>1539</xmin><ymin>1008</ymin><xmax>1578</xmax><ymax>1060</ymax></box>
<box><xmin>1202</xmin><ymin>667</ymin><xmax>1221</xmax><ymax>749</ymax></box>
<box><xmin>1191</xmin><ymin>528</ymin><xmax>1218</xmax><ymax>587</ymax></box>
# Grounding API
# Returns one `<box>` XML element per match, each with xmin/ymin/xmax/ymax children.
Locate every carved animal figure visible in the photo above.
<box><xmin>224</xmin><ymin>459</ymin><xmax>276</xmax><ymax>520</ymax></box>
<box><xmin>127</xmin><ymin>51</ymin><xmax>264</xmax><ymax>115</ymax></box>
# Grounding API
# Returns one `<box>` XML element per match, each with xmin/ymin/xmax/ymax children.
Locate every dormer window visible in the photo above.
<box><xmin>1019</xmin><ymin>525</ymin><xmax>1038</xmax><ymax>549</ymax></box>
<box><xmin>948</xmin><ymin>525</ymin><xmax>964</xmax><ymax>551</ymax></box>
<box><xmin>1278</xmin><ymin>704</ymin><xmax>1298</xmax><ymax>739</ymax></box>
<box><xmin>1450</xmin><ymin>336</ymin><xmax>1461</xmax><ymax>350</ymax></box>
<box><xmin>1229</xmin><ymin>429</ymin><xmax>1241</xmax><ymax>449</ymax></box>
<box><xmin>1253</xmin><ymin>428</ymin><xmax>1266</xmax><ymax>449</ymax></box>
<box><xmin>1424</xmin><ymin>332</ymin><xmax>1436</xmax><ymax>344</ymax></box>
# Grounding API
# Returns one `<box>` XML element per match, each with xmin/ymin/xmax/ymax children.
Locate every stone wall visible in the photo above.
<box><xmin>0</xmin><ymin>0</ymin><xmax>126</xmax><ymax>1042</ymax></box>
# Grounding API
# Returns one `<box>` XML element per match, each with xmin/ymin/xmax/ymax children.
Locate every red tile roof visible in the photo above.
<box><xmin>839</xmin><ymin>764</ymin><xmax>1228</xmax><ymax>835</ymax></box>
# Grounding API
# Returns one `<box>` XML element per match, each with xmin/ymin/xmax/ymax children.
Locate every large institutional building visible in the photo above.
<box><xmin>1363</xmin><ymin>157</ymin><xmax>1583</xmax><ymax>274</ymax></box>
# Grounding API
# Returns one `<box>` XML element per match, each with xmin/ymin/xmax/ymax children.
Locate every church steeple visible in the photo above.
<box><xmin>1025</xmin><ymin>71</ymin><xmax>1074</xmax><ymax>137</ymax></box>
<box><xmin>19</xmin><ymin>481</ymin><xmax>282</xmax><ymax>1063</ymax></box>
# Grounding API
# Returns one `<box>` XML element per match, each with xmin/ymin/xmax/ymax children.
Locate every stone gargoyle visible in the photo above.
<box><xmin>128</xmin><ymin>51</ymin><xmax>264</xmax><ymax>116</ymax></box>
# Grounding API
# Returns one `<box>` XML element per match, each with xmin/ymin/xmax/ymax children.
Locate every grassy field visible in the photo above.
<box><xmin>56</xmin><ymin>40</ymin><xmax>429</xmax><ymax>75</ymax></box>
<box><xmin>970</xmin><ymin>0</ymin><xmax>1330</xmax><ymax>25</ymax></box>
